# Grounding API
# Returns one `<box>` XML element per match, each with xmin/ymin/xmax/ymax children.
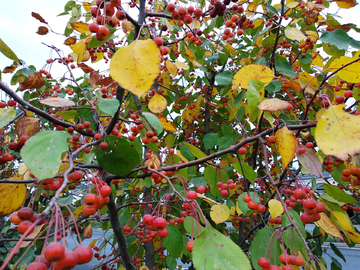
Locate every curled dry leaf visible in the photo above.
<box><xmin>258</xmin><ymin>98</ymin><xmax>291</xmax><ymax>112</ymax></box>
<box><xmin>326</xmin><ymin>23</ymin><xmax>355</xmax><ymax>32</ymax></box>
<box><xmin>64</xmin><ymin>36</ymin><xmax>77</xmax><ymax>46</ymax></box>
<box><xmin>89</xmin><ymin>70</ymin><xmax>102</xmax><ymax>88</ymax></box>
<box><xmin>19</xmin><ymin>72</ymin><xmax>44</xmax><ymax>91</ymax></box>
<box><xmin>36</xmin><ymin>26</ymin><xmax>49</xmax><ymax>35</ymax></box>
<box><xmin>83</xmin><ymin>224</ymin><xmax>93</xmax><ymax>238</ymax></box>
<box><xmin>96</xmin><ymin>76</ymin><xmax>115</xmax><ymax>87</ymax></box>
<box><xmin>78</xmin><ymin>63</ymin><xmax>94</xmax><ymax>74</ymax></box>
<box><xmin>15</xmin><ymin>117</ymin><xmax>41</xmax><ymax>138</ymax></box>
<box><xmin>40</xmin><ymin>97</ymin><xmax>75</xmax><ymax>107</ymax></box>
<box><xmin>122</xmin><ymin>19</ymin><xmax>133</xmax><ymax>35</ymax></box>
<box><xmin>31</xmin><ymin>12</ymin><xmax>47</xmax><ymax>24</ymax></box>
<box><xmin>282</xmin><ymin>80</ymin><xmax>302</xmax><ymax>93</ymax></box>
<box><xmin>2</xmin><ymin>65</ymin><xmax>17</xmax><ymax>74</ymax></box>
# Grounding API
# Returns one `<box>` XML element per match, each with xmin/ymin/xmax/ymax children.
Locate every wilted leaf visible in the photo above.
<box><xmin>305</xmin><ymin>12</ymin><xmax>319</xmax><ymax>25</ymax></box>
<box><xmin>166</xmin><ymin>60</ymin><xmax>177</xmax><ymax>77</ymax></box>
<box><xmin>315</xmin><ymin>213</ymin><xmax>343</xmax><ymax>240</ymax></box>
<box><xmin>70</xmin><ymin>22</ymin><xmax>89</xmax><ymax>33</ymax></box>
<box><xmin>268</xmin><ymin>199</ymin><xmax>283</xmax><ymax>218</ymax></box>
<box><xmin>122</xmin><ymin>19</ymin><xmax>133</xmax><ymax>34</ymax></box>
<box><xmin>15</xmin><ymin>117</ymin><xmax>40</xmax><ymax>138</ymax></box>
<box><xmin>335</xmin><ymin>0</ymin><xmax>357</xmax><ymax>8</ymax></box>
<box><xmin>0</xmin><ymin>107</ymin><xmax>16</xmax><ymax>129</ymax></box>
<box><xmin>210</xmin><ymin>204</ymin><xmax>230</xmax><ymax>224</ymax></box>
<box><xmin>282</xmin><ymin>80</ymin><xmax>302</xmax><ymax>92</ymax></box>
<box><xmin>84</xmin><ymin>224</ymin><xmax>93</xmax><ymax>238</ymax></box>
<box><xmin>158</xmin><ymin>116</ymin><xmax>176</xmax><ymax>132</ymax></box>
<box><xmin>36</xmin><ymin>26</ymin><xmax>49</xmax><ymax>35</ymax></box>
<box><xmin>0</xmin><ymin>176</ymin><xmax>27</xmax><ymax>216</ymax></box>
<box><xmin>110</xmin><ymin>39</ymin><xmax>161</xmax><ymax>98</ymax></box>
<box><xmin>40</xmin><ymin>97</ymin><xmax>75</xmax><ymax>107</ymax></box>
<box><xmin>89</xmin><ymin>70</ymin><xmax>102</xmax><ymax>88</ymax></box>
<box><xmin>31</xmin><ymin>12</ymin><xmax>47</xmax><ymax>24</ymax></box>
<box><xmin>78</xmin><ymin>63</ymin><xmax>93</xmax><ymax>73</ymax></box>
<box><xmin>19</xmin><ymin>224</ymin><xmax>45</xmax><ymax>248</ymax></box>
<box><xmin>175</xmin><ymin>61</ymin><xmax>189</xmax><ymax>70</ymax></box>
<box><xmin>326</xmin><ymin>23</ymin><xmax>355</xmax><ymax>32</ymax></box>
<box><xmin>258</xmin><ymin>98</ymin><xmax>291</xmax><ymax>111</ymax></box>
<box><xmin>315</xmin><ymin>104</ymin><xmax>360</xmax><ymax>160</ymax></box>
<box><xmin>297</xmin><ymin>147</ymin><xmax>323</xmax><ymax>178</ymax></box>
<box><xmin>328</xmin><ymin>56</ymin><xmax>360</xmax><ymax>83</ymax></box>
<box><xmin>0</xmin><ymin>38</ymin><xmax>20</xmax><ymax>64</ymax></box>
<box><xmin>232</xmin><ymin>64</ymin><xmax>274</xmax><ymax>89</ymax></box>
<box><xmin>275</xmin><ymin>126</ymin><xmax>297</xmax><ymax>167</ymax></box>
<box><xmin>149</xmin><ymin>94</ymin><xmax>167</xmax><ymax>113</ymax></box>
<box><xmin>3</xmin><ymin>65</ymin><xmax>17</xmax><ymax>73</ymax></box>
<box><xmin>64</xmin><ymin>36</ymin><xmax>77</xmax><ymax>46</ymax></box>
<box><xmin>19</xmin><ymin>72</ymin><xmax>44</xmax><ymax>91</ymax></box>
<box><xmin>285</xmin><ymin>27</ymin><xmax>306</xmax><ymax>41</ymax></box>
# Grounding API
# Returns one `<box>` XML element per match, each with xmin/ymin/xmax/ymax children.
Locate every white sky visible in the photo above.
<box><xmin>0</xmin><ymin>1</ymin><xmax>359</xmax><ymax>90</ymax></box>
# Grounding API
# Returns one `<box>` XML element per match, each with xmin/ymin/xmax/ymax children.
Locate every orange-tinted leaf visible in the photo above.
<box><xmin>149</xmin><ymin>94</ymin><xmax>167</xmax><ymax>113</ymax></box>
<box><xmin>40</xmin><ymin>97</ymin><xmax>75</xmax><ymax>107</ymax></box>
<box><xmin>326</xmin><ymin>23</ymin><xmax>355</xmax><ymax>32</ymax></box>
<box><xmin>36</xmin><ymin>26</ymin><xmax>49</xmax><ymax>35</ymax></box>
<box><xmin>19</xmin><ymin>224</ymin><xmax>45</xmax><ymax>248</ymax></box>
<box><xmin>70</xmin><ymin>22</ymin><xmax>89</xmax><ymax>33</ymax></box>
<box><xmin>158</xmin><ymin>116</ymin><xmax>177</xmax><ymax>132</ymax></box>
<box><xmin>64</xmin><ymin>36</ymin><xmax>77</xmax><ymax>46</ymax></box>
<box><xmin>275</xmin><ymin>126</ymin><xmax>297</xmax><ymax>167</ymax></box>
<box><xmin>315</xmin><ymin>213</ymin><xmax>344</xmax><ymax>240</ymax></box>
<box><xmin>31</xmin><ymin>12</ymin><xmax>47</xmax><ymax>24</ymax></box>
<box><xmin>19</xmin><ymin>72</ymin><xmax>44</xmax><ymax>91</ymax></box>
<box><xmin>305</xmin><ymin>12</ymin><xmax>319</xmax><ymax>25</ymax></box>
<box><xmin>282</xmin><ymin>80</ymin><xmax>302</xmax><ymax>92</ymax></box>
<box><xmin>15</xmin><ymin>117</ymin><xmax>40</xmax><ymax>138</ymax></box>
<box><xmin>0</xmin><ymin>176</ymin><xmax>27</xmax><ymax>216</ymax></box>
<box><xmin>78</xmin><ymin>63</ymin><xmax>94</xmax><ymax>73</ymax></box>
<box><xmin>96</xmin><ymin>76</ymin><xmax>116</xmax><ymax>87</ymax></box>
<box><xmin>2</xmin><ymin>65</ymin><xmax>17</xmax><ymax>73</ymax></box>
<box><xmin>258</xmin><ymin>98</ymin><xmax>291</xmax><ymax>112</ymax></box>
<box><xmin>335</xmin><ymin>0</ymin><xmax>357</xmax><ymax>8</ymax></box>
<box><xmin>89</xmin><ymin>70</ymin><xmax>102</xmax><ymax>88</ymax></box>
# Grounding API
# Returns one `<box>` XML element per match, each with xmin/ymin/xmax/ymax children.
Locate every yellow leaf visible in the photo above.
<box><xmin>122</xmin><ymin>19</ymin><xmax>133</xmax><ymax>34</ymax></box>
<box><xmin>258</xmin><ymin>98</ymin><xmax>291</xmax><ymax>112</ymax></box>
<box><xmin>160</xmin><ymin>71</ymin><xmax>171</xmax><ymax>90</ymax></box>
<box><xmin>197</xmin><ymin>193</ymin><xmax>220</xmax><ymax>205</ymax></box>
<box><xmin>153</xmin><ymin>235</ymin><xmax>162</xmax><ymax>250</ymax></box>
<box><xmin>305</xmin><ymin>30</ymin><xmax>319</xmax><ymax>42</ymax></box>
<box><xmin>297</xmin><ymin>72</ymin><xmax>318</xmax><ymax>94</ymax></box>
<box><xmin>89</xmin><ymin>238</ymin><xmax>99</xmax><ymax>248</ymax></box>
<box><xmin>315</xmin><ymin>213</ymin><xmax>344</xmax><ymax>240</ymax></box>
<box><xmin>0</xmin><ymin>176</ymin><xmax>27</xmax><ymax>216</ymax></box>
<box><xmin>139</xmin><ymin>266</ymin><xmax>149</xmax><ymax>270</ymax></box>
<box><xmin>70</xmin><ymin>40</ymin><xmax>90</xmax><ymax>63</ymax></box>
<box><xmin>190</xmin><ymin>20</ymin><xmax>201</xmax><ymax>29</ymax></box>
<box><xmin>335</xmin><ymin>0</ymin><xmax>357</xmax><ymax>8</ymax></box>
<box><xmin>328</xmin><ymin>56</ymin><xmax>360</xmax><ymax>83</ymax></box>
<box><xmin>166</xmin><ymin>60</ymin><xmax>177</xmax><ymax>77</ymax></box>
<box><xmin>315</xmin><ymin>104</ymin><xmax>360</xmax><ymax>160</ymax></box>
<box><xmin>83</xmin><ymin>1</ymin><xmax>96</xmax><ymax>11</ymax></box>
<box><xmin>275</xmin><ymin>126</ymin><xmax>297</xmax><ymax>167</ymax></box>
<box><xmin>232</xmin><ymin>64</ymin><xmax>274</xmax><ymax>89</ymax></box>
<box><xmin>110</xmin><ymin>39</ymin><xmax>161</xmax><ymax>98</ymax></box>
<box><xmin>224</xmin><ymin>41</ymin><xmax>237</xmax><ymax>55</ymax></box>
<box><xmin>268</xmin><ymin>199</ymin><xmax>283</xmax><ymax>218</ymax></box>
<box><xmin>18</xmin><ymin>163</ymin><xmax>30</xmax><ymax>180</ymax></box>
<box><xmin>148</xmin><ymin>94</ymin><xmax>167</xmax><ymax>113</ymax></box>
<box><xmin>204</xmin><ymin>50</ymin><xmax>212</xmax><ymax>56</ymax></box>
<box><xmin>210</xmin><ymin>204</ymin><xmax>230</xmax><ymax>224</ymax></box>
<box><xmin>345</xmin><ymin>230</ymin><xmax>360</xmax><ymax>243</ymax></box>
<box><xmin>263</xmin><ymin>111</ymin><xmax>274</xmax><ymax>127</ymax></box>
<box><xmin>285</xmin><ymin>27</ymin><xmax>306</xmax><ymax>41</ymax></box>
<box><xmin>158</xmin><ymin>116</ymin><xmax>177</xmax><ymax>132</ymax></box>
<box><xmin>236</xmin><ymin>203</ymin><xmax>243</xmax><ymax>215</ymax></box>
<box><xmin>286</xmin><ymin>1</ymin><xmax>299</xmax><ymax>8</ymax></box>
<box><xmin>144</xmin><ymin>152</ymin><xmax>161</xmax><ymax>169</ymax></box>
<box><xmin>164</xmin><ymin>134</ymin><xmax>175</xmax><ymax>146</ymax></box>
<box><xmin>70</xmin><ymin>22</ymin><xmax>89</xmax><ymax>33</ymax></box>
<box><xmin>175</xmin><ymin>61</ymin><xmax>189</xmax><ymax>70</ymax></box>
<box><xmin>74</xmin><ymin>205</ymin><xmax>85</xmax><ymax>220</ymax></box>
<box><xmin>332</xmin><ymin>211</ymin><xmax>354</xmax><ymax>232</ymax></box>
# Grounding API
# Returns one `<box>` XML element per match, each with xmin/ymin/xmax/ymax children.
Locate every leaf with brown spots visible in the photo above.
<box><xmin>326</xmin><ymin>23</ymin><xmax>355</xmax><ymax>32</ymax></box>
<box><xmin>89</xmin><ymin>70</ymin><xmax>102</xmax><ymax>88</ymax></box>
<box><xmin>36</xmin><ymin>26</ymin><xmax>49</xmax><ymax>35</ymax></box>
<box><xmin>31</xmin><ymin>12</ymin><xmax>47</xmax><ymax>24</ymax></box>
<box><xmin>15</xmin><ymin>117</ymin><xmax>40</xmax><ymax>138</ymax></box>
<box><xmin>19</xmin><ymin>72</ymin><xmax>44</xmax><ymax>91</ymax></box>
<box><xmin>2</xmin><ymin>65</ymin><xmax>17</xmax><ymax>74</ymax></box>
<box><xmin>78</xmin><ymin>63</ymin><xmax>94</xmax><ymax>73</ymax></box>
<box><xmin>282</xmin><ymin>80</ymin><xmax>302</xmax><ymax>92</ymax></box>
<box><xmin>335</xmin><ymin>0</ymin><xmax>358</xmax><ymax>9</ymax></box>
<box><xmin>64</xmin><ymin>36</ymin><xmax>77</xmax><ymax>46</ymax></box>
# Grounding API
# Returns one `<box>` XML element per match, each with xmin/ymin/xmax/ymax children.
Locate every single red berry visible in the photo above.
<box><xmin>187</xmin><ymin>190</ymin><xmax>197</xmax><ymax>200</ymax></box>
<box><xmin>100</xmin><ymin>142</ymin><xmax>108</xmax><ymax>149</ymax></box>
<box><xmin>44</xmin><ymin>243</ymin><xmax>65</xmax><ymax>262</ymax></box>
<box><xmin>243</xmin><ymin>195</ymin><xmax>251</xmax><ymax>203</ymax></box>
<box><xmin>257</xmin><ymin>257</ymin><xmax>270</xmax><ymax>268</ymax></box>
<box><xmin>186</xmin><ymin>240</ymin><xmax>194</xmax><ymax>252</ymax></box>
<box><xmin>100</xmin><ymin>185</ymin><xmax>112</xmax><ymax>197</ymax></box>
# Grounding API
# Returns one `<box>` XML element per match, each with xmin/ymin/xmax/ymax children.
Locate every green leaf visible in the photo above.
<box><xmin>58</xmin><ymin>195</ymin><xmax>74</xmax><ymax>205</ymax></box>
<box><xmin>203</xmin><ymin>133</ymin><xmax>219</xmax><ymax>149</ymax></box>
<box><xmin>320</xmin><ymin>29</ymin><xmax>350</xmax><ymax>50</ymax></box>
<box><xmin>20</xmin><ymin>131</ymin><xmax>71</xmax><ymax>180</ymax></box>
<box><xmin>237</xmin><ymin>192</ymin><xmax>260</xmax><ymax>214</ymax></box>
<box><xmin>275</xmin><ymin>61</ymin><xmax>296</xmax><ymax>78</ymax></box>
<box><xmin>350</xmin><ymin>37</ymin><xmax>360</xmax><ymax>49</ymax></box>
<box><xmin>163</xmin><ymin>225</ymin><xmax>183</xmax><ymax>257</ymax></box>
<box><xmin>204</xmin><ymin>166</ymin><xmax>221</xmax><ymax>197</ymax></box>
<box><xmin>236</xmin><ymin>106</ymin><xmax>245</xmax><ymax>121</ymax></box>
<box><xmin>96</xmin><ymin>136</ymin><xmax>141</xmax><ymax>175</ymax></box>
<box><xmin>265</xmin><ymin>81</ymin><xmax>283</xmax><ymax>93</ymax></box>
<box><xmin>87</xmin><ymin>27</ymin><xmax>117</xmax><ymax>48</ymax></box>
<box><xmin>233</xmin><ymin>162</ymin><xmax>257</xmax><ymax>183</ymax></box>
<box><xmin>119</xmin><ymin>207</ymin><xmax>131</xmax><ymax>227</ymax></box>
<box><xmin>142</xmin><ymin>112</ymin><xmax>163</xmax><ymax>134</ymax></box>
<box><xmin>179</xmin><ymin>144</ymin><xmax>195</xmax><ymax>161</ymax></box>
<box><xmin>96</xmin><ymin>91</ymin><xmax>120</xmax><ymax>117</ymax></box>
<box><xmin>0</xmin><ymin>38</ymin><xmax>20</xmax><ymax>64</ymax></box>
<box><xmin>299</xmin><ymin>53</ymin><xmax>313</xmax><ymax>64</ymax></box>
<box><xmin>330</xmin><ymin>243</ymin><xmax>346</xmax><ymax>262</ymax></box>
<box><xmin>0</xmin><ymin>107</ymin><xmax>16</xmax><ymax>129</ymax></box>
<box><xmin>250</xmin><ymin>227</ymin><xmax>281</xmax><ymax>270</ymax></box>
<box><xmin>166</xmin><ymin>255</ymin><xmax>177</xmax><ymax>270</ymax></box>
<box><xmin>247</xmin><ymin>80</ymin><xmax>264</xmax><ymax>122</ymax></box>
<box><xmin>183</xmin><ymin>142</ymin><xmax>207</xmax><ymax>158</ymax></box>
<box><xmin>215</xmin><ymin>72</ymin><xmax>233</xmax><ymax>85</ymax></box>
<box><xmin>218</xmin><ymin>136</ymin><xmax>234</xmax><ymax>151</ymax></box>
<box><xmin>192</xmin><ymin>177</ymin><xmax>207</xmax><ymax>187</ymax></box>
<box><xmin>193</xmin><ymin>226</ymin><xmax>251</xmax><ymax>270</ymax></box>
<box><xmin>324</xmin><ymin>184</ymin><xmax>357</xmax><ymax>204</ymax></box>
<box><xmin>184</xmin><ymin>216</ymin><xmax>204</xmax><ymax>238</ymax></box>
<box><xmin>234</xmin><ymin>91</ymin><xmax>244</xmax><ymax>108</ymax></box>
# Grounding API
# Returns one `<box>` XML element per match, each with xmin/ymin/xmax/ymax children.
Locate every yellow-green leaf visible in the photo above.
<box><xmin>0</xmin><ymin>107</ymin><xmax>16</xmax><ymax>129</ymax></box>
<box><xmin>328</xmin><ymin>56</ymin><xmax>360</xmax><ymax>83</ymax></box>
<box><xmin>268</xmin><ymin>199</ymin><xmax>283</xmax><ymax>218</ymax></box>
<box><xmin>210</xmin><ymin>204</ymin><xmax>230</xmax><ymax>224</ymax></box>
<box><xmin>148</xmin><ymin>94</ymin><xmax>167</xmax><ymax>113</ymax></box>
<box><xmin>275</xmin><ymin>126</ymin><xmax>297</xmax><ymax>167</ymax></box>
<box><xmin>110</xmin><ymin>39</ymin><xmax>161</xmax><ymax>98</ymax></box>
<box><xmin>232</xmin><ymin>64</ymin><xmax>274</xmax><ymax>89</ymax></box>
<box><xmin>183</xmin><ymin>142</ymin><xmax>207</xmax><ymax>159</ymax></box>
<box><xmin>0</xmin><ymin>38</ymin><xmax>20</xmax><ymax>64</ymax></box>
<box><xmin>285</xmin><ymin>27</ymin><xmax>306</xmax><ymax>41</ymax></box>
<box><xmin>315</xmin><ymin>104</ymin><xmax>360</xmax><ymax>160</ymax></box>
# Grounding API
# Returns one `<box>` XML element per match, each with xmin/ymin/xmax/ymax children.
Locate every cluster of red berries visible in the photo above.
<box><xmin>300</xmin><ymin>199</ymin><xmax>325</xmax><ymax>224</ymax></box>
<box><xmin>217</xmin><ymin>180</ymin><xmax>237</xmax><ymax>197</ymax></box>
<box><xmin>243</xmin><ymin>195</ymin><xmax>266</xmax><ymax>212</ymax></box>
<box><xmin>10</xmin><ymin>207</ymin><xmax>44</xmax><ymax>234</ymax></box>
<box><xmin>258</xmin><ymin>253</ymin><xmax>304</xmax><ymax>270</ymax></box>
<box><xmin>83</xmin><ymin>182</ymin><xmax>112</xmax><ymax>216</ymax></box>
<box><xmin>341</xmin><ymin>167</ymin><xmax>360</xmax><ymax>185</ymax></box>
<box><xmin>141</xmin><ymin>215</ymin><xmax>169</xmax><ymax>238</ymax></box>
<box><xmin>166</xmin><ymin>3</ymin><xmax>203</xmax><ymax>27</ymax></box>
<box><xmin>142</xmin><ymin>131</ymin><xmax>158</xmax><ymax>144</ymax></box>
<box><xmin>26</xmin><ymin>243</ymin><xmax>93</xmax><ymax>270</ymax></box>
